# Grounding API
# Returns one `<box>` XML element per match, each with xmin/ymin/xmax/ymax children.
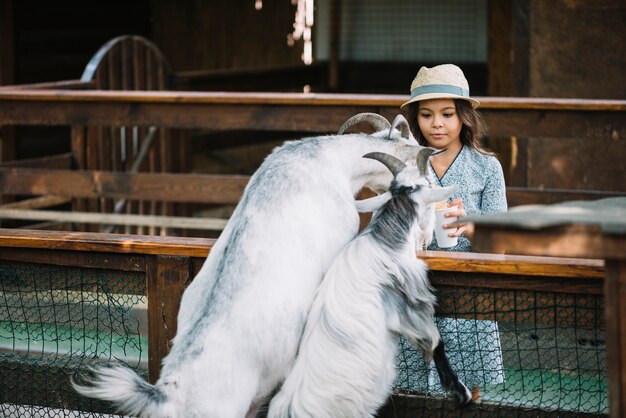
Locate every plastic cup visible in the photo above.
<box><xmin>434</xmin><ymin>205</ymin><xmax>458</xmax><ymax>248</ymax></box>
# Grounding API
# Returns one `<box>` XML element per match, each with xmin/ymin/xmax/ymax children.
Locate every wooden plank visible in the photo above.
<box><xmin>0</xmin><ymin>228</ymin><xmax>215</xmax><ymax>257</ymax></box>
<box><xmin>0</xmin><ymin>152</ymin><xmax>72</xmax><ymax>169</ymax></box>
<box><xmin>0</xmin><ymin>229</ymin><xmax>605</xmax><ymax>279</ymax></box>
<box><xmin>0</xmin><ymin>168</ymin><xmax>248</xmax><ymax>204</ymax></box>
<box><xmin>0</xmin><ymin>246</ymin><xmax>145</xmax><ymax>272</ymax></box>
<box><xmin>0</xmin><ymin>195</ymin><xmax>70</xmax><ymax>209</ymax></box>
<box><xmin>378</xmin><ymin>392</ymin><xmax>606</xmax><ymax>418</ymax></box>
<box><xmin>431</xmin><ymin>270</ymin><xmax>604</xmax><ymax>295</ymax></box>
<box><xmin>0</xmin><ymin>79</ymin><xmax>95</xmax><ymax>90</ymax></box>
<box><xmin>0</xmin><ymin>90</ymin><xmax>624</xmax><ymax>110</ymax></box>
<box><xmin>0</xmin><ymin>91</ymin><xmax>623</xmax><ymax>138</ymax></box>
<box><xmin>421</xmin><ymin>250</ymin><xmax>604</xmax><ymax>279</ymax></box>
<box><xmin>0</xmin><ymin>208</ymin><xmax>228</xmax><ymax>230</ymax></box>
<box><xmin>507</xmin><ymin>187</ymin><xmax>626</xmax><ymax>207</ymax></box>
<box><xmin>146</xmin><ymin>255</ymin><xmax>192</xmax><ymax>382</ymax></box>
<box><xmin>16</xmin><ymin>221</ymin><xmax>72</xmax><ymax>231</ymax></box>
<box><xmin>0</xmin><ymin>97</ymin><xmax>620</xmax><ymax>139</ymax></box>
<box><xmin>472</xmin><ymin>224</ymin><xmax>624</xmax><ymax>259</ymax></box>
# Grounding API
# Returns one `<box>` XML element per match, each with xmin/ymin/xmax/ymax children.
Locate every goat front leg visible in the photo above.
<box><xmin>432</xmin><ymin>339</ymin><xmax>472</xmax><ymax>405</ymax></box>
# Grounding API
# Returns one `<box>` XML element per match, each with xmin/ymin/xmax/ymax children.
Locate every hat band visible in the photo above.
<box><xmin>410</xmin><ymin>84</ymin><xmax>470</xmax><ymax>99</ymax></box>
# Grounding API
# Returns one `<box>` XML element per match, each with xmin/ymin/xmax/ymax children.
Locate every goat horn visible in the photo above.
<box><xmin>416</xmin><ymin>148</ymin><xmax>445</xmax><ymax>175</ymax></box>
<box><xmin>363</xmin><ymin>152</ymin><xmax>406</xmax><ymax>178</ymax></box>
<box><xmin>389</xmin><ymin>114</ymin><xmax>411</xmax><ymax>139</ymax></box>
<box><xmin>338</xmin><ymin>113</ymin><xmax>391</xmax><ymax>134</ymax></box>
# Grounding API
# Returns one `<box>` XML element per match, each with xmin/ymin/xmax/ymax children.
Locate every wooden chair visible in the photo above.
<box><xmin>72</xmin><ymin>35</ymin><xmax>189</xmax><ymax>234</ymax></box>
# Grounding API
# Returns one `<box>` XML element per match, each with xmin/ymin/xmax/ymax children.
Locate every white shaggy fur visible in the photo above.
<box><xmin>268</xmin><ymin>152</ymin><xmax>466</xmax><ymax>418</ymax></box>
<box><xmin>72</xmin><ymin>114</ymin><xmax>427</xmax><ymax>417</ymax></box>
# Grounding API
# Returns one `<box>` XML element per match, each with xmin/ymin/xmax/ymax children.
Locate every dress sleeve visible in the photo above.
<box><xmin>480</xmin><ymin>157</ymin><xmax>508</xmax><ymax>214</ymax></box>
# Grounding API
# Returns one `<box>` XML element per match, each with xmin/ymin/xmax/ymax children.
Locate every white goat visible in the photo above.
<box><xmin>73</xmin><ymin>114</ymin><xmax>428</xmax><ymax>418</ymax></box>
<box><xmin>268</xmin><ymin>151</ymin><xmax>472</xmax><ymax>418</ymax></box>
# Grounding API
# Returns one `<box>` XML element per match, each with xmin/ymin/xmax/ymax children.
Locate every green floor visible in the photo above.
<box><xmin>483</xmin><ymin>367</ymin><xmax>608</xmax><ymax>414</ymax></box>
<box><xmin>0</xmin><ymin>321</ymin><xmax>608</xmax><ymax>414</ymax></box>
<box><xmin>0</xmin><ymin>320</ymin><xmax>147</xmax><ymax>369</ymax></box>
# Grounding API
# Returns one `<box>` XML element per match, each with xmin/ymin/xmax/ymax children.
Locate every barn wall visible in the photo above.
<box><xmin>487</xmin><ymin>0</ymin><xmax>626</xmax><ymax>192</ymax></box>
<box><xmin>526</xmin><ymin>0</ymin><xmax>626</xmax><ymax>191</ymax></box>
<box><xmin>150</xmin><ymin>0</ymin><xmax>303</xmax><ymax>72</ymax></box>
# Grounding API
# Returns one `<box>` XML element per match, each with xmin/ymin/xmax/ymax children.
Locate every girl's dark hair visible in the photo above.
<box><xmin>406</xmin><ymin>99</ymin><xmax>493</xmax><ymax>155</ymax></box>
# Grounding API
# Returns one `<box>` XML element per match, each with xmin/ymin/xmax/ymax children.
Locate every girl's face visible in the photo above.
<box><xmin>417</xmin><ymin>99</ymin><xmax>463</xmax><ymax>151</ymax></box>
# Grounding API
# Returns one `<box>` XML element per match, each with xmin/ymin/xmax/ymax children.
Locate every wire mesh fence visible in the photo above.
<box><xmin>0</xmin><ymin>260</ymin><xmax>146</xmax><ymax>417</ymax></box>
<box><xmin>0</xmin><ymin>259</ymin><xmax>608</xmax><ymax>417</ymax></box>
<box><xmin>389</xmin><ymin>285</ymin><xmax>607</xmax><ymax>417</ymax></box>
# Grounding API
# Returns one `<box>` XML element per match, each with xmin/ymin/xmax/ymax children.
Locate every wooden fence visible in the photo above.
<box><xmin>0</xmin><ymin>228</ymin><xmax>607</xmax><ymax>416</ymax></box>
<box><xmin>0</xmin><ymin>89</ymin><xmax>624</xmax><ymax>234</ymax></box>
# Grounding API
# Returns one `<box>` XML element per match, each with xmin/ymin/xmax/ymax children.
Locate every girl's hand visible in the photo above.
<box><xmin>443</xmin><ymin>198</ymin><xmax>475</xmax><ymax>238</ymax></box>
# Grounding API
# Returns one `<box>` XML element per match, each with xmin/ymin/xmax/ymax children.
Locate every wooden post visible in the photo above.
<box><xmin>146</xmin><ymin>255</ymin><xmax>192</xmax><ymax>383</ymax></box>
<box><xmin>605</xmin><ymin>259</ymin><xmax>626</xmax><ymax>418</ymax></box>
<box><xmin>487</xmin><ymin>0</ymin><xmax>531</xmax><ymax>187</ymax></box>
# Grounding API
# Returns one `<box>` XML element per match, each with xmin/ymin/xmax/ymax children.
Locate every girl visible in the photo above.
<box><xmin>401</xmin><ymin>63</ymin><xmax>507</xmax><ymax>251</ymax></box>
<box><xmin>395</xmin><ymin>64</ymin><xmax>507</xmax><ymax>400</ymax></box>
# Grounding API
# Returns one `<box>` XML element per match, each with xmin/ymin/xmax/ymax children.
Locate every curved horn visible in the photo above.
<box><xmin>363</xmin><ymin>152</ymin><xmax>406</xmax><ymax>178</ymax></box>
<box><xmin>389</xmin><ymin>114</ymin><xmax>411</xmax><ymax>139</ymax></box>
<box><xmin>416</xmin><ymin>148</ymin><xmax>440</xmax><ymax>175</ymax></box>
<box><xmin>338</xmin><ymin>113</ymin><xmax>391</xmax><ymax>135</ymax></box>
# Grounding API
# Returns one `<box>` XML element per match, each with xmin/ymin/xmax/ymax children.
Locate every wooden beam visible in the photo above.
<box><xmin>421</xmin><ymin>250</ymin><xmax>604</xmax><ymax>279</ymax></box>
<box><xmin>472</xmin><ymin>223</ymin><xmax>624</xmax><ymax>260</ymax></box>
<box><xmin>0</xmin><ymin>246</ymin><xmax>145</xmax><ymax>272</ymax></box>
<box><xmin>0</xmin><ymin>228</ymin><xmax>214</xmax><ymax>257</ymax></box>
<box><xmin>507</xmin><ymin>187</ymin><xmax>626</xmax><ymax>207</ymax></box>
<box><xmin>0</xmin><ymin>209</ymin><xmax>228</xmax><ymax>230</ymax></box>
<box><xmin>0</xmin><ymin>152</ymin><xmax>72</xmax><ymax>168</ymax></box>
<box><xmin>0</xmin><ymin>79</ymin><xmax>95</xmax><ymax>90</ymax></box>
<box><xmin>0</xmin><ymin>195</ymin><xmax>70</xmax><ymax>209</ymax></box>
<box><xmin>0</xmin><ymin>228</ymin><xmax>605</xmax><ymax>279</ymax></box>
<box><xmin>0</xmin><ymin>90</ymin><xmax>623</xmax><ymax>139</ymax></box>
<box><xmin>0</xmin><ymin>168</ymin><xmax>248</xmax><ymax>204</ymax></box>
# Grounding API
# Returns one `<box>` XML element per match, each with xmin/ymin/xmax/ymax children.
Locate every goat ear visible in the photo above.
<box><xmin>355</xmin><ymin>192</ymin><xmax>392</xmax><ymax>213</ymax></box>
<box><xmin>425</xmin><ymin>185</ymin><xmax>458</xmax><ymax>204</ymax></box>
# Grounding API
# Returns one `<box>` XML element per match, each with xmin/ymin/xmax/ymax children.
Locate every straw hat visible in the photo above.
<box><xmin>400</xmin><ymin>64</ymin><xmax>480</xmax><ymax>109</ymax></box>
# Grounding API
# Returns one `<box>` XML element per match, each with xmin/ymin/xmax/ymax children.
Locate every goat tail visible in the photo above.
<box><xmin>72</xmin><ymin>365</ymin><xmax>174</xmax><ymax>418</ymax></box>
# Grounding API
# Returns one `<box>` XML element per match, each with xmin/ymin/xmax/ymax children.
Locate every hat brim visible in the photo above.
<box><xmin>400</xmin><ymin>92</ymin><xmax>480</xmax><ymax>109</ymax></box>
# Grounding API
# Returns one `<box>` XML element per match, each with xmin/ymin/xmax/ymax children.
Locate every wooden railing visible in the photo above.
<box><xmin>0</xmin><ymin>228</ymin><xmax>606</xmax><ymax>416</ymax></box>
<box><xmin>0</xmin><ymin>89</ymin><xmax>624</xmax><ymax>137</ymax></box>
<box><xmin>0</xmin><ymin>89</ymin><xmax>624</xmax><ymax>233</ymax></box>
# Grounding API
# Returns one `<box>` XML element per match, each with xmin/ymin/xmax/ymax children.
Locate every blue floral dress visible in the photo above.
<box><xmin>395</xmin><ymin>145</ymin><xmax>508</xmax><ymax>394</ymax></box>
<box><xmin>427</xmin><ymin>145</ymin><xmax>508</xmax><ymax>251</ymax></box>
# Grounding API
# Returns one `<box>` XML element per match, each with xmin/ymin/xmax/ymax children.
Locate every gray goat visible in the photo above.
<box><xmin>268</xmin><ymin>150</ymin><xmax>472</xmax><ymax>418</ymax></box>
<box><xmin>73</xmin><ymin>113</ymin><xmax>429</xmax><ymax>418</ymax></box>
